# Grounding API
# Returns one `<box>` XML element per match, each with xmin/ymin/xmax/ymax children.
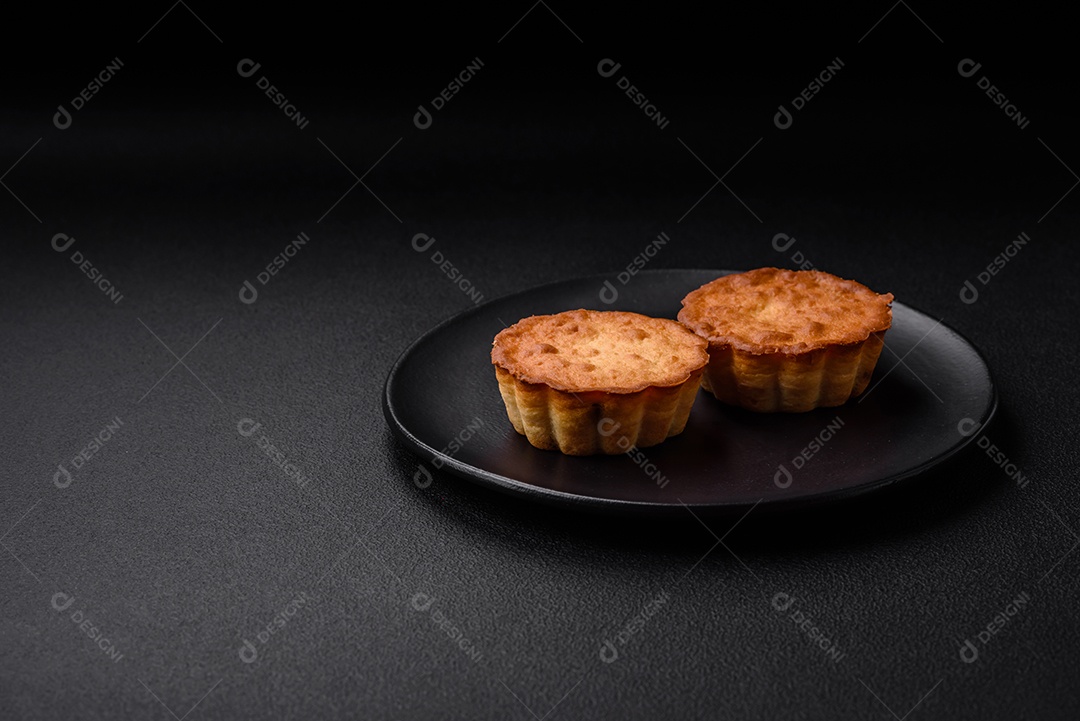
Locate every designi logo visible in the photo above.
<box><xmin>51</xmin><ymin>591</ymin><xmax>76</xmax><ymax>612</ymax></box>
<box><xmin>239</xmin><ymin>638</ymin><xmax>258</xmax><ymax>664</ymax></box>
<box><xmin>410</xmin><ymin>592</ymin><xmax>436</xmax><ymax>612</ymax></box>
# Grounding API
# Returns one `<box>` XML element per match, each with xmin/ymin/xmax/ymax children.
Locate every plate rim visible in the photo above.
<box><xmin>383</xmin><ymin>269</ymin><xmax>999</xmax><ymax>515</ymax></box>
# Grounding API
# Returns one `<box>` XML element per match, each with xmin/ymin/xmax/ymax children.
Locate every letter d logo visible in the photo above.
<box><xmin>959</xmin><ymin>279</ymin><xmax>979</xmax><ymax>305</ymax></box>
<box><xmin>774</xmin><ymin>464</ymin><xmax>793</xmax><ymax>489</ymax></box>
<box><xmin>411</xmin><ymin>233</ymin><xmax>435</xmax><ymax>253</ymax></box>
<box><xmin>959</xmin><ymin>638</ymin><xmax>979</xmax><ymax>663</ymax></box>
<box><xmin>597</xmin><ymin>58</ymin><xmax>621</xmax><ymax>78</ymax></box>
<box><xmin>597</xmin><ymin>418</ymin><xmax>620</xmax><ymax>437</ymax></box>
<box><xmin>599</xmin><ymin>639</ymin><xmax>619</xmax><ymax>663</ymax></box>
<box><xmin>957</xmin><ymin>58</ymin><xmax>982</xmax><ymax>78</ymax></box>
<box><xmin>774</xmin><ymin>104</ymin><xmax>793</xmax><ymax>130</ymax></box>
<box><xmin>51</xmin><ymin>233</ymin><xmax>76</xmax><ymax>253</ymax></box>
<box><xmin>237</xmin><ymin>58</ymin><xmax>261</xmax><ymax>78</ymax></box>
<box><xmin>239</xmin><ymin>280</ymin><xmax>258</xmax><ymax>305</ymax></box>
<box><xmin>410</xmin><ymin>592</ymin><xmax>435</xmax><ymax>611</ymax></box>
<box><xmin>51</xmin><ymin>591</ymin><xmax>75</xmax><ymax>612</ymax></box>
<box><xmin>237</xmin><ymin>418</ymin><xmax>262</xmax><ymax>437</ymax></box>
<box><xmin>771</xmin><ymin>592</ymin><xmax>795</xmax><ymax>612</ymax></box>
<box><xmin>413</xmin><ymin>464</ymin><xmax>433</xmax><ymax>489</ymax></box>
<box><xmin>599</xmin><ymin>280</ymin><xmax>619</xmax><ymax>305</ymax></box>
<box><xmin>239</xmin><ymin>639</ymin><xmax>258</xmax><ymax>663</ymax></box>
<box><xmin>956</xmin><ymin>417</ymin><xmax>980</xmax><ymax>438</ymax></box>
<box><xmin>772</xmin><ymin>232</ymin><xmax>796</xmax><ymax>252</ymax></box>
<box><xmin>53</xmin><ymin>464</ymin><xmax>72</xmax><ymax>489</ymax></box>
<box><xmin>414</xmin><ymin>104</ymin><xmax>433</xmax><ymax>130</ymax></box>
<box><xmin>53</xmin><ymin>104</ymin><xmax>72</xmax><ymax>130</ymax></box>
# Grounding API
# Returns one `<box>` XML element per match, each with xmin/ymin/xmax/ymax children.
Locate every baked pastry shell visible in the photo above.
<box><xmin>494</xmin><ymin>365</ymin><xmax>703</xmax><ymax>456</ymax></box>
<box><xmin>678</xmin><ymin>268</ymin><xmax>893</xmax><ymax>413</ymax></box>
<box><xmin>697</xmin><ymin>331</ymin><xmax>887</xmax><ymax>413</ymax></box>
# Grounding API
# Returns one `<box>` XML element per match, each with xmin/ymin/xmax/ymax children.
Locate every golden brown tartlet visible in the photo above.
<box><xmin>492</xmin><ymin>309</ymin><xmax>708</xmax><ymax>455</ymax></box>
<box><xmin>678</xmin><ymin>268</ymin><xmax>894</xmax><ymax>412</ymax></box>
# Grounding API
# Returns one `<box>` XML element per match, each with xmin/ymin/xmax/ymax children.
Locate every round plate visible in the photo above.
<box><xmin>384</xmin><ymin>270</ymin><xmax>996</xmax><ymax>514</ymax></box>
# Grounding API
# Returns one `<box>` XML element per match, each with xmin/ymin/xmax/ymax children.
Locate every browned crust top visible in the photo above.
<box><xmin>677</xmin><ymin>268</ymin><xmax>894</xmax><ymax>354</ymax></box>
<box><xmin>491</xmin><ymin>309</ymin><xmax>709</xmax><ymax>393</ymax></box>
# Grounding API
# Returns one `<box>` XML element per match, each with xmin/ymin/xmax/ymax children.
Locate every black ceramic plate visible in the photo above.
<box><xmin>384</xmin><ymin>270</ymin><xmax>996</xmax><ymax>514</ymax></box>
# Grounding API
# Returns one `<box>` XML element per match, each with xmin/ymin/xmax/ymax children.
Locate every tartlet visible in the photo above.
<box><xmin>491</xmin><ymin>309</ymin><xmax>708</xmax><ymax>455</ymax></box>
<box><xmin>678</xmin><ymin>268</ymin><xmax>894</xmax><ymax>413</ymax></box>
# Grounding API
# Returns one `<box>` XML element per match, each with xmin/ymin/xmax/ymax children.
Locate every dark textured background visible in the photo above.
<box><xmin>3</xmin><ymin>5</ymin><xmax>1079</xmax><ymax>720</ymax></box>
